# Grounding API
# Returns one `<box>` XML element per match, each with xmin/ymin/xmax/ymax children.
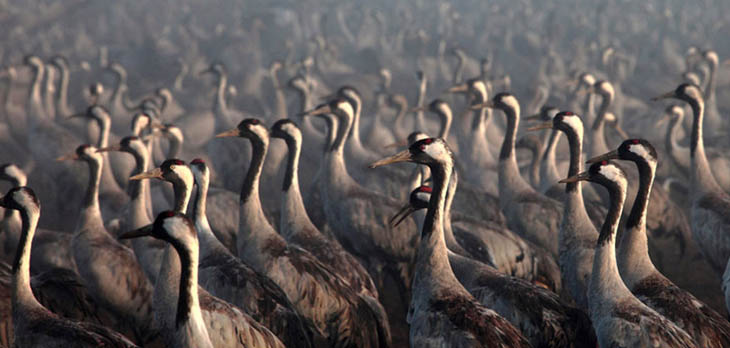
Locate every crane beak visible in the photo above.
<box><xmin>523</xmin><ymin>114</ymin><xmax>542</xmax><ymax>122</ymax></box>
<box><xmin>118</xmin><ymin>224</ymin><xmax>153</xmax><ymax>240</ymax></box>
<box><xmin>67</xmin><ymin>113</ymin><xmax>85</xmax><ymax>119</ymax></box>
<box><xmin>56</xmin><ymin>153</ymin><xmax>79</xmax><ymax>161</ymax></box>
<box><xmin>408</xmin><ymin>106</ymin><xmax>428</xmax><ymax>113</ymax></box>
<box><xmin>526</xmin><ymin>122</ymin><xmax>553</xmax><ymax>132</ymax></box>
<box><xmin>470</xmin><ymin>100</ymin><xmax>495</xmax><ymax>110</ymax></box>
<box><xmin>215</xmin><ymin>128</ymin><xmax>241</xmax><ymax>138</ymax></box>
<box><xmin>96</xmin><ymin>145</ymin><xmax>121</xmax><ymax>153</ymax></box>
<box><xmin>651</xmin><ymin>91</ymin><xmax>675</xmax><ymax>101</ymax></box>
<box><xmin>559</xmin><ymin>171</ymin><xmax>590</xmax><ymax>184</ymax></box>
<box><xmin>389</xmin><ymin>204</ymin><xmax>417</xmax><ymax>228</ymax></box>
<box><xmin>446</xmin><ymin>84</ymin><xmax>468</xmax><ymax>94</ymax></box>
<box><xmin>384</xmin><ymin>139</ymin><xmax>408</xmax><ymax>149</ymax></box>
<box><xmin>301</xmin><ymin>104</ymin><xmax>331</xmax><ymax>117</ymax></box>
<box><xmin>586</xmin><ymin>149</ymin><xmax>620</xmax><ymax>164</ymax></box>
<box><xmin>129</xmin><ymin>167</ymin><xmax>163</xmax><ymax>181</ymax></box>
<box><xmin>369</xmin><ymin>149</ymin><xmax>412</xmax><ymax>168</ymax></box>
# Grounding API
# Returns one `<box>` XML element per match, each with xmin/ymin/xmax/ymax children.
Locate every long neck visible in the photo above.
<box><xmin>168</xmin><ymin>137</ymin><xmax>182</xmax><ymax>159</ymax></box>
<box><xmin>665</xmin><ymin>115</ymin><xmax>683</xmax><ymax>159</ymax></box>
<box><xmin>173</xmin><ymin>179</ymin><xmax>192</xmax><ymax>214</ymax></box>
<box><xmin>84</xmin><ymin>158</ymin><xmax>102</xmax><ymax>212</ymax></box>
<box><xmin>239</xmin><ymin>137</ymin><xmax>276</xmax><ymax>243</ymax></box>
<box><xmin>393</xmin><ymin>102</ymin><xmax>408</xmax><ymax>140</ymax></box>
<box><xmin>618</xmin><ymin>159</ymin><xmax>657</xmax><ymax>285</ymax></box>
<box><xmin>438</xmin><ymin>112</ymin><xmax>452</xmax><ymax>140</ymax></box>
<box><xmin>416</xmin><ymin>78</ymin><xmax>427</xmax><ymax>130</ymax></box>
<box><xmin>348</xmin><ymin>101</ymin><xmax>363</xmax><ymax>149</ymax></box>
<box><xmin>29</xmin><ymin>65</ymin><xmax>43</xmax><ymax>104</ymax></box>
<box><xmin>112</xmin><ymin>71</ymin><xmax>128</xmax><ymax>108</ymax></box>
<box><xmin>328</xmin><ymin>112</ymin><xmax>353</xmax><ymax>184</ymax></box>
<box><xmin>128</xmin><ymin>148</ymin><xmax>151</xmax><ymax>225</ymax></box>
<box><xmin>442</xmin><ymin>170</ymin><xmax>469</xmax><ymax>257</ymax></box>
<box><xmin>583</xmin><ymin>90</ymin><xmax>596</xmax><ymax>124</ymax></box>
<box><xmin>590</xmin><ymin>181</ymin><xmax>630</xmax><ymax>301</ymax></box>
<box><xmin>706</xmin><ymin>62</ymin><xmax>717</xmax><ymax>102</ymax></box>
<box><xmin>56</xmin><ymin>64</ymin><xmax>70</xmax><ymax>115</ymax></box>
<box><xmin>540</xmin><ymin>129</ymin><xmax>560</xmax><ymax>189</ymax></box>
<box><xmin>12</xmin><ymin>209</ymin><xmax>43</xmax><ymax>311</ymax></box>
<box><xmin>192</xmin><ymin>173</ymin><xmax>225</xmax><ymax>256</ymax></box>
<box><xmin>591</xmin><ymin>93</ymin><xmax>611</xmax><ymax>153</ymax></box>
<box><xmin>689</xmin><ymin>97</ymin><xmax>721</xmax><ymax>193</ymax></box>
<box><xmin>95</xmin><ymin>116</ymin><xmax>111</xmax><ymax>148</ymax></box>
<box><xmin>215</xmin><ymin>73</ymin><xmax>228</xmax><ymax>114</ymax></box>
<box><xmin>171</xmin><ymin>239</ymin><xmax>200</xmax><ymax>329</ymax></box>
<box><xmin>414</xmin><ymin>162</ymin><xmax>461</xmax><ymax>295</ymax></box>
<box><xmin>281</xmin><ymin>136</ymin><xmax>315</xmax><ymax>238</ymax></box>
<box><xmin>3</xmin><ymin>77</ymin><xmax>13</xmax><ymax>111</ymax></box>
<box><xmin>498</xmin><ymin>105</ymin><xmax>532</xmax><ymax>194</ymax></box>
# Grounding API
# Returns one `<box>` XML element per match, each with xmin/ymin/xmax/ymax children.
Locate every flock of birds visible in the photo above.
<box><xmin>2</xmin><ymin>1</ymin><xmax>730</xmax><ymax>347</ymax></box>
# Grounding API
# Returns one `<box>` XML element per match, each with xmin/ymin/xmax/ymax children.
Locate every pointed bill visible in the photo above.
<box><xmin>301</xmin><ymin>104</ymin><xmax>331</xmax><ymax>117</ymax></box>
<box><xmin>408</xmin><ymin>106</ymin><xmax>428</xmax><ymax>113</ymax></box>
<box><xmin>470</xmin><ymin>100</ymin><xmax>495</xmax><ymax>110</ymax></box>
<box><xmin>215</xmin><ymin>128</ymin><xmax>240</xmax><ymax>138</ymax></box>
<box><xmin>651</xmin><ymin>91</ymin><xmax>675</xmax><ymax>101</ymax></box>
<box><xmin>369</xmin><ymin>149</ymin><xmax>412</xmax><ymax>168</ymax></box>
<box><xmin>446</xmin><ymin>84</ymin><xmax>468</xmax><ymax>94</ymax></box>
<box><xmin>56</xmin><ymin>153</ymin><xmax>79</xmax><ymax>161</ymax></box>
<box><xmin>118</xmin><ymin>224</ymin><xmax>153</xmax><ymax>240</ymax></box>
<box><xmin>526</xmin><ymin>121</ymin><xmax>553</xmax><ymax>132</ymax></box>
<box><xmin>559</xmin><ymin>171</ymin><xmax>590</xmax><ymax>184</ymax></box>
<box><xmin>586</xmin><ymin>149</ymin><xmax>620</xmax><ymax>164</ymax></box>
<box><xmin>96</xmin><ymin>145</ymin><xmax>121</xmax><ymax>153</ymax></box>
<box><xmin>129</xmin><ymin>167</ymin><xmax>163</xmax><ymax>181</ymax></box>
<box><xmin>389</xmin><ymin>205</ymin><xmax>417</xmax><ymax>228</ymax></box>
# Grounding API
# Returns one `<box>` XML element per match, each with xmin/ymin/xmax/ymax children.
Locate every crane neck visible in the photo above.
<box><xmin>43</xmin><ymin>66</ymin><xmax>56</xmax><ymax>119</ymax></box>
<box><xmin>83</xmin><ymin>157</ymin><xmax>102</xmax><ymax>213</ymax></box>
<box><xmin>346</xmin><ymin>98</ymin><xmax>363</xmax><ymax>148</ymax></box>
<box><xmin>416</xmin><ymin>78</ymin><xmax>428</xmax><ymax>132</ymax></box>
<box><xmin>438</xmin><ymin>110</ymin><xmax>452</xmax><ymax>140</ymax></box>
<box><xmin>128</xmin><ymin>146</ymin><xmax>151</xmax><ymax>223</ymax></box>
<box><xmin>12</xmin><ymin>207</ymin><xmax>43</xmax><ymax>311</ymax></box>
<box><xmin>238</xmin><ymin>135</ymin><xmax>278</xmax><ymax>247</ymax></box>
<box><xmin>2</xmin><ymin>75</ymin><xmax>13</xmax><ymax>112</ymax></box>
<box><xmin>582</xmin><ymin>90</ymin><xmax>596</xmax><ymax>125</ymax></box>
<box><xmin>29</xmin><ymin>64</ymin><xmax>44</xmax><ymax>106</ymax></box>
<box><xmin>618</xmin><ymin>159</ymin><xmax>657</xmax><ymax>287</ymax></box>
<box><xmin>93</xmin><ymin>112</ymin><xmax>111</xmax><ymax>149</ymax></box>
<box><xmin>540</xmin><ymin>129</ymin><xmax>561</xmax><ymax>191</ymax></box>
<box><xmin>442</xmin><ymin>170</ymin><xmax>469</xmax><ymax>257</ymax></box>
<box><xmin>171</xmin><ymin>236</ymin><xmax>200</xmax><ymax>329</ymax></box>
<box><xmin>167</xmin><ymin>136</ymin><xmax>182</xmax><ymax>160</ymax></box>
<box><xmin>172</xmin><ymin>178</ymin><xmax>192</xmax><ymax>215</ymax></box>
<box><xmin>590</xmin><ymin>178</ymin><xmax>632</xmax><ymax>304</ymax></box>
<box><xmin>590</xmin><ymin>94</ymin><xmax>611</xmax><ymax>157</ymax></box>
<box><xmin>393</xmin><ymin>101</ymin><xmax>408</xmax><ymax>140</ymax></box>
<box><xmin>665</xmin><ymin>115</ymin><xmax>683</xmax><ymax>158</ymax></box>
<box><xmin>54</xmin><ymin>63</ymin><xmax>70</xmax><ymax>116</ymax></box>
<box><xmin>498</xmin><ymin>105</ymin><xmax>532</xmax><ymax>197</ymax></box>
<box><xmin>111</xmin><ymin>71</ymin><xmax>129</xmax><ymax>111</ymax></box>
<box><xmin>214</xmin><ymin>72</ymin><xmax>228</xmax><ymax>114</ymax></box>
<box><xmin>280</xmin><ymin>134</ymin><xmax>317</xmax><ymax>239</ymax></box>
<box><xmin>689</xmin><ymin>97</ymin><xmax>721</xmax><ymax>194</ymax></box>
<box><xmin>706</xmin><ymin>61</ymin><xmax>717</xmax><ymax>102</ymax></box>
<box><xmin>413</xmin><ymin>160</ymin><xmax>463</xmax><ymax>296</ymax></box>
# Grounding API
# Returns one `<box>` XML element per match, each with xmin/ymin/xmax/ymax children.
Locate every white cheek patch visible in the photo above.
<box><xmin>281</xmin><ymin>123</ymin><xmax>302</xmax><ymax>143</ymax></box>
<box><xmin>472</xmin><ymin>81</ymin><xmax>488</xmax><ymax>101</ymax></box>
<box><xmin>168</xmin><ymin>127</ymin><xmax>184</xmax><ymax>141</ymax></box>
<box><xmin>174</xmin><ymin>166</ymin><xmax>194</xmax><ymax>188</ymax></box>
<box><xmin>583</xmin><ymin>74</ymin><xmax>596</xmax><ymax>86</ymax></box>
<box><xmin>628</xmin><ymin>144</ymin><xmax>655</xmax><ymax>167</ymax></box>
<box><xmin>600</xmin><ymin>82</ymin><xmax>615</xmax><ymax>96</ymax></box>
<box><xmin>598</xmin><ymin>164</ymin><xmax>626</xmax><ymax>188</ymax></box>
<box><xmin>562</xmin><ymin>115</ymin><xmax>584</xmax><ymax>140</ymax></box>
<box><xmin>438</xmin><ymin>104</ymin><xmax>452</xmax><ymax>119</ymax></box>
<box><xmin>423</xmin><ymin>141</ymin><xmax>449</xmax><ymax>161</ymax></box>
<box><xmin>338</xmin><ymin>101</ymin><xmax>355</xmax><ymax>118</ymax></box>
<box><xmin>4</xmin><ymin>165</ymin><xmax>24</xmax><ymax>182</ymax></box>
<box><xmin>415</xmin><ymin>191</ymin><xmax>431</xmax><ymax>206</ymax></box>
<box><xmin>502</xmin><ymin>95</ymin><xmax>521</xmax><ymax>115</ymax></box>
